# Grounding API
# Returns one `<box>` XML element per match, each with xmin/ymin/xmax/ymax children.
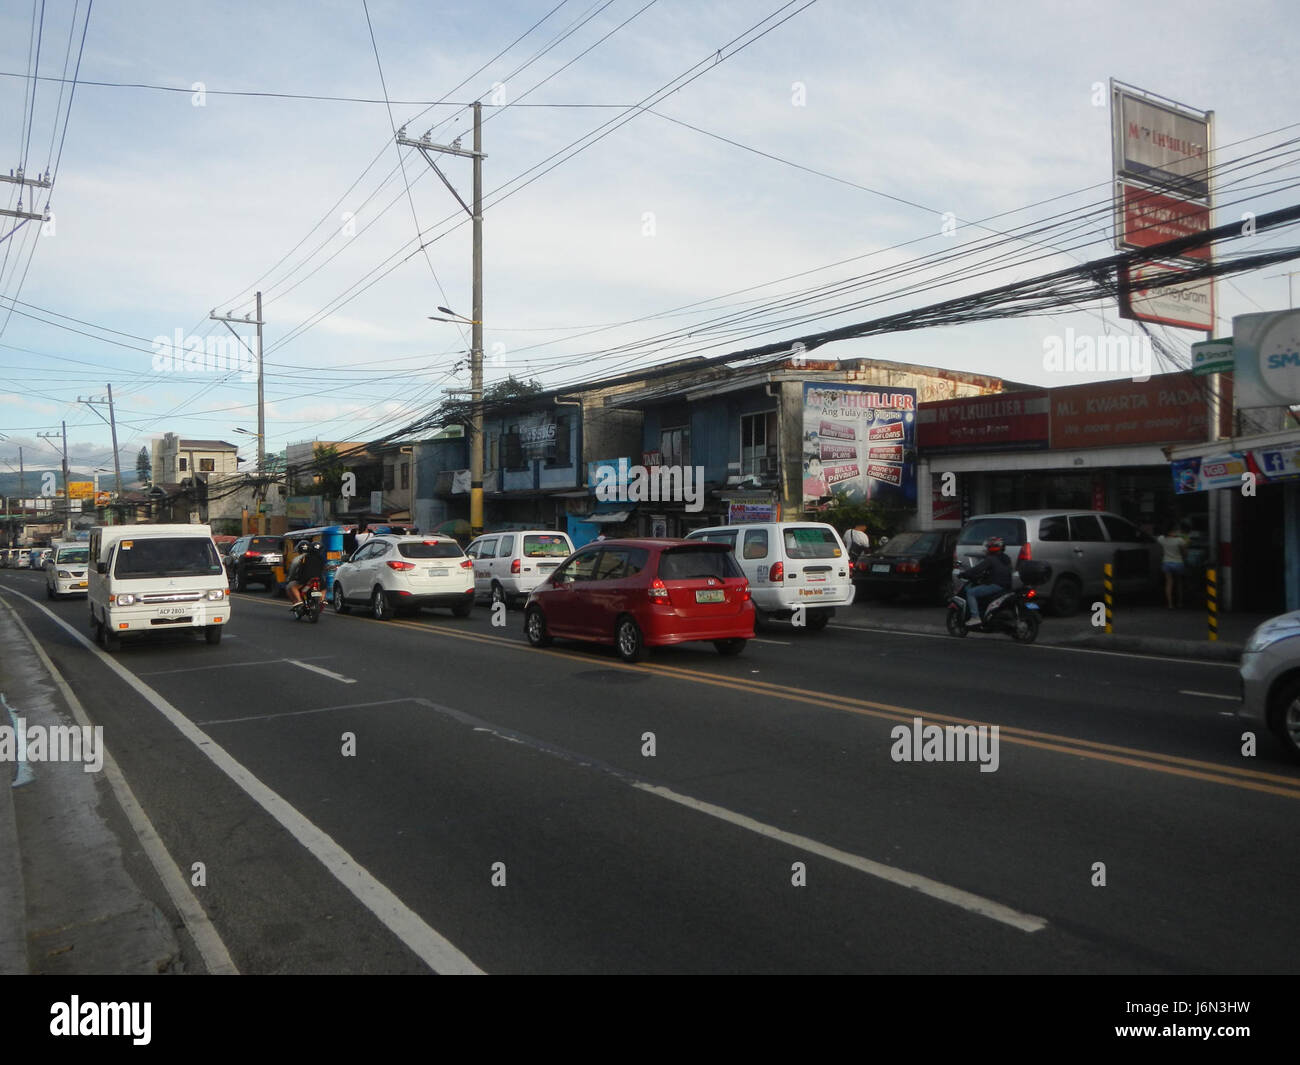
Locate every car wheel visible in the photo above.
<box><xmin>332</xmin><ymin>583</ymin><xmax>350</xmax><ymax>614</ymax></box>
<box><xmin>205</xmin><ymin>625</ymin><xmax>223</xmax><ymax>644</ymax></box>
<box><xmin>525</xmin><ymin>606</ymin><xmax>552</xmax><ymax>648</ymax></box>
<box><xmin>714</xmin><ymin>638</ymin><xmax>747</xmax><ymax>656</ymax></box>
<box><xmin>1011</xmin><ymin>611</ymin><xmax>1040</xmax><ymax>644</ymax></box>
<box><xmin>615</xmin><ymin>615</ymin><xmax>645</xmax><ymax>663</ymax></box>
<box><xmin>1048</xmin><ymin>575</ymin><xmax>1082</xmax><ymax>617</ymax></box>
<box><xmin>945</xmin><ymin>606</ymin><xmax>969</xmax><ymax>638</ymax></box>
<box><xmin>46</xmin><ymin>582</ymin><xmax>54</xmax><ymax>599</ymax></box>
<box><xmin>371</xmin><ymin>586</ymin><xmax>393</xmax><ymax>621</ymax></box>
<box><xmin>451</xmin><ymin>598</ymin><xmax>473</xmax><ymax>618</ymax></box>
<box><xmin>805</xmin><ymin>609</ymin><xmax>831</xmax><ymax>631</ymax></box>
<box><xmin>101</xmin><ymin>621</ymin><xmax>121</xmax><ymax>652</ymax></box>
<box><xmin>235</xmin><ymin>567</ymin><xmax>247</xmax><ymax>593</ymax></box>
<box><xmin>490</xmin><ymin>582</ymin><xmax>507</xmax><ymax>609</ymax></box>
<box><xmin>1268</xmin><ymin>677</ymin><xmax>1300</xmax><ymax>762</ymax></box>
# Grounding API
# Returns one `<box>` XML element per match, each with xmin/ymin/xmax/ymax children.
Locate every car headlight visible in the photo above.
<box><xmin>115</xmin><ymin>593</ymin><xmax>137</xmax><ymax>606</ymax></box>
<box><xmin>206</xmin><ymin>589</ymin><xmax>226</xmax><ymax>600</ymax></box>
<box><xmin>57</xmin><ymin>569</ymin><xmax>72</xmax><ymax>578</ymax></box>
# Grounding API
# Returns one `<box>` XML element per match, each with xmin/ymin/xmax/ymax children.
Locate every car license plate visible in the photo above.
<box><xmin>158</xmin><ymin>607</ymin><xmax>188</xmax><ymax>614</ymax></box>
<box><xmin>1025</xmin><ymin>602</ymin><xmax>1039</xmax><ymax>610</ymax></box>
<box><xmin>75</xmin><ymin>581</ymin><xmax>87</xmax><ymax>588</ymax></box>
<box><xmin>428</xmin><ymin>567</ymin><xmax>448</xmax><ymax>577</ymax></box>
<box><xmin>872</xmin><ymin>564</ymin><xmax>890</xmax><ymax>573</ymax></box>
<box><xmin>695</xmin><ymin>589</ymin><xmax>725</xmax><ymax>603</ymax></box>
<box><xmin>806</xmin><ymin>574</ymin><xmax>825</xmax><ymax>582</ymax></box>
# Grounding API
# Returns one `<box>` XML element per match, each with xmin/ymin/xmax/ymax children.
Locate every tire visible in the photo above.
<box><xmin>332</xmin><ymin>583</ymin><xmax>350</xmax><ymax>614</ymax></box>
<box><xmin>307</xmin><ymin>602</ymin><xmax>320</xmax><ymax>624</ymax></box>
<box><xmin>490</xmin><ymin>582</ymin><xmax>507</xmax><ymax>609</ymax></box>
<box><xmin>945</xmin><ymin>606</ymin><xmax>969</xmax><ymax>638</ymax></box>
<box><xmin>371</xmin><ymin>586</ymin><xmax>393</xmax><ymax>621</ymax></box>
<box><xmin>1048</xmin><ymin>575</ymin><xmax>1082</xmax><ymax>617</ymax></box>
<box><xmin>451</xmin><ymin>598</ymin><xmax>473</xmax><ymax>618</ymax></box>
<box><xmin>525</xmin><ymin>606</ymin><xmax>552</xmax><ymax>648</ymax></box>
<box><xmin>714</xmin><ymin>638</ymin><xmax>747</xmax><ymax>656</ymax></box>
<box><xmin>1267</xmin><ymin>677</ymin><xmax>1300</xmax><ymax>762</ymax></box>
<box><xmin>205</xmin><ymin>625</ymin><xmax>223</xmax><ymax>644</ymax></box>
<box><xmin>805</xmin><ymin>609</ymin><xmax>831</xmax><ymax>632</ymax></box>
<box><xmin>235</xmin><ymin>567</ymin><xmax>247</xmax><ymax>593</ymax></box>
<box><xmin>101</xmin><ymin>621</ymin><xmax>121</xmax><ymax>652</ymax></box>
<box><xmin>1011</xmin><ymin>610</ymin><xmax>1040</xmax><ymax>644</ymax></box>
<box><xmin>615</xmin><ymin>615</ymin><xmax>646</xmax><ymax>663</ymax></box>
<box><xmin>46</xmin><ymin>583</ymin><xmax>54</xmax><ymax>599</ymax></box>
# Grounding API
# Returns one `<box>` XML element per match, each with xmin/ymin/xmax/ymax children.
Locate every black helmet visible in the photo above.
<box><xmin>984</xmin><ymin>536</ymin><xmax>1005</xmax><ymax>554</ymax></box>
<box><xmin>296</xmin><ymin>539</ymin><xmax>312</xmax><ymax>552</ymax></box>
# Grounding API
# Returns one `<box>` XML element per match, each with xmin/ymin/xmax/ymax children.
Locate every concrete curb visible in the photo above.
<box><xmin>0</xmin><ymin>620</ymin><xmax>31</xmax><ymax>974</ymax></box>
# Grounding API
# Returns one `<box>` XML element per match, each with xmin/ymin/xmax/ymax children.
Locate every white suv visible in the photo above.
<box><xmin>686</xmin><ymin>521</ymin><xmax>854</xmax><ymax>630</ymax></box>
<box><xmin>332</xmin><ymin>534</ymin><xmax>474</xmax><ymax>620</ymax></box>
<box><xmin>466</xmin><ymin>529</ymin><xmax>575</xmax><ymax>608</ymax></box>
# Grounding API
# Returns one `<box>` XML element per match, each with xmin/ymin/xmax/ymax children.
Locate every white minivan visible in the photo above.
<box><xmin>686</xmin><ymin>521</ymin><xmax>854</xmax><ymax>630</ymax></box>
<box><xmin>465</xmin><ymin>529</ymin><xmax>575</xmax><ymax>608</ymax></box>
<box><xmin>88</xmin><ymin>524</ymin><xmax>230</xmax><ymax>650</ymax></box>
<box><xmin>46</xmin><ymin>540</ymin><xmax>91</xmax><ymax>598</ymax></box>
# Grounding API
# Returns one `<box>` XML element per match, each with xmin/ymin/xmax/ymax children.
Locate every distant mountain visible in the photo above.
<box><xmin>0</xmin><ymin>471</ymin><xmax>144</xmax><ymax>498</ymax></box>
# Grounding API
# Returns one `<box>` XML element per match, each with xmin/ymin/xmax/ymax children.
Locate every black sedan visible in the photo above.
<box><xmin>852</xmin><ymin>529</ymin><xmax>958</xmax><ymax>604</ymax></box>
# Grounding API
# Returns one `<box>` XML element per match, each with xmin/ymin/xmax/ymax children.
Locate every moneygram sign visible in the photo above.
<box><xmin>1120</xmin><ymin>260</ymin><xmax>1214</xmax><ymax>332</ymax></box>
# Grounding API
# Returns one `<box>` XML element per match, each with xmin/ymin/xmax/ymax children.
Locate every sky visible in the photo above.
<box><xmin>0</xmin><ymin>0</ymin><xmax>1297</xmax><ymax>480</ymax></box>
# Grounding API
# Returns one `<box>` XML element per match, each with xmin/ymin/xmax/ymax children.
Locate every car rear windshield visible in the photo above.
<box><xmin>56</xmin><ymin>547</ymin><xmax>89</xmax><ymax>564</ymax></box>
<box><xmin>782</xmin><ymin>527</ymin><xmax>841</xmax><ymax>559</ymax></box>
<box><xmin>523</xmin><ymin>534</ymin><xmax>571</xmax><ymax>558</ymax></box>
<box><xmin>248</xmin><ymin>537</ymin><xmax>283</xmax><ymax>552</ymax></box>
<box><xmin>880</xmin><ymin>532</ymin><xmax>941</xmax><ymax>556</ymax></box>
<box><xmin>397</xmin><ymin>541</ymin><xmax>464</xmax><ymax>559</ymax></box>
<box><xmin>957</xmin><ymin>519</ymin><xmax>1026</xmax><ymax>546</ymax></box>
<box><xmin>113</xmin><ymin>538</ymin><xmax>224</xmax><ymax>579</ymax></box>
<box><xmin>657</xmin><ymin>545</ymin><xmax>743</xmax><ymax>581</ymax></box>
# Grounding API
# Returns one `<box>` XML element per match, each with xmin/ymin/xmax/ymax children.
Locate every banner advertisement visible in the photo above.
<box><xmin>801</xmin><ymin>384</ymin><xmax>917</xmax><ymax>506</ymax></box>
<box><xmin>1230</xmin><ymin>309</ymin><xmax>1300</xmax><ymax>408</ymax></box>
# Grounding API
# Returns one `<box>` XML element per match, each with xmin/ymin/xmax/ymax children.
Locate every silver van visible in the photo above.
<box><xmin>955</xmin><ymin>510</ymin><xmax>1161</xmax><ymax>616</ymax></box>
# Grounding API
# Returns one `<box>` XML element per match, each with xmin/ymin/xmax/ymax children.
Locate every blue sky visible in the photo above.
<box><xmin>1</xmin><ymin>0</ymin><xmax>1297</xmax><ymax>477</ymax></box>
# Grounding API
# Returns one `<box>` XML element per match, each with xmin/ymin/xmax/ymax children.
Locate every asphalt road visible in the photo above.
<box><xmin>2</xmin><ymin>566</ymin><xmax>1296</xmax><ymax>974</ymax></box>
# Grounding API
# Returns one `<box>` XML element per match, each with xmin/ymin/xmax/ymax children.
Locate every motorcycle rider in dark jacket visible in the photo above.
<box><xmin>962</xmin><ymin>536</ymin><xmax>1012</xmax><ymax>626</ymax></box>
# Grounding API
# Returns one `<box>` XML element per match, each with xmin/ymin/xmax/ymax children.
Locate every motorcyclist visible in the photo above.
<box><xmin>286</xmin><ymin>540</ymin><xmax>326</xmax><ymax>612</ymax></box>
<box><xmin>961</xmin><ymin>536</ymin><xmax>1012</xmax><ymax>626</ymax></box>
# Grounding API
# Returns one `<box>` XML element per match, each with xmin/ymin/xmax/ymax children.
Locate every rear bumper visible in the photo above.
<box><xmin>391</xmin><ymin>588</ymin><xmax>474</xmax><ymax>608</ymax></box>
<box><xmin>641</xmin><ymin>604</ymin><xmax>756</xmax><ymax>645</ymax></box>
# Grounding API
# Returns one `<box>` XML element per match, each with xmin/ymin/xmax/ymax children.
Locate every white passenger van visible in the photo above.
<box><xmin>685</xmin><ymin>521</ymin><xmax>854</xmax><ymax>630</ymax></box>
<box><xmin>465</xmin><ymin>529</ymin><xmax>575</xmax><ymax>607</ymax></box>
<box><xmin>88</xmin><ymin>524</ymin><xmax>230</xmax><ymax>650</ymax></box>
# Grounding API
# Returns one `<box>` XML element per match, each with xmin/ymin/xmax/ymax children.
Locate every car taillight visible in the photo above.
<box><xmin>1025</xmin><ymin>588</ymin><xmax>1036</xmax><ymax>599</ymax></box>
<box><xmin>740</xmin><ymin>583</ymin><xmax>751</xmax><ymax>601</ymax></box>
<box><xmin>460</xmin><ymin>558</ymin><xmax>473</xmax><ymax>569</ymax></box>
<box><xmin>244</xmin><ymin>551</ymin><xmax>261</xmax><ymax>559</ymax></box>
<box><xmin>386</xmin><ymin>560</ymin><xmax>416</xmax><ymax>571</ymax></box>
<box><xmin>898</xmin><ymin>561</ymin><xmax>920</xmax><ymax>574</ymax></box>
<box><xmin>648</xmin><ymin>578</ymin><xmax>669</xmax><ymax>601</ymax></box>
<box><xmin>511</xmin><ymin>559</ymin><xmax>521</xmax><ymax>574</ymax></box>
<box><xmin>1018</xmin><ymin>542</ymin><xmax>1032</xmax><ymax>561</ymax></box>
<box><xmin>770</xmin><ymin>561</ymin><xmax>784</xmax><ymax>582</ymax></box>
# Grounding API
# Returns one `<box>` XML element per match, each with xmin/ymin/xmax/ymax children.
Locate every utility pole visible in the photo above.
<box><xmin>399</xmin><ymin>102</ymin><xmax>486</xmax><ymax>534</ymax></box>
<box><xmin>77</xmin><ymin>384</ymin><xmax>124</xmax><ymax>496</ymax></box>
<box><xmin>211</xmin><ymin>294</ymin><xmax>266</xmax><ymax>532</ymax></box>
<box><xmin>0</xmin><ymin>168</ymin><xmax>51</xmax><ymax>223</ymax></box>
<box><xmin>37</xmin><ymin>422</ymin><xmax>71</xmax><ymax>539</ymax></box>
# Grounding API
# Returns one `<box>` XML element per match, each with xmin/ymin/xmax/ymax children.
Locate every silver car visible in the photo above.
<box><xmin>1239</xmin><ymin>610</ymin><xmax>1300</xmax><ymax>761</ymax></box>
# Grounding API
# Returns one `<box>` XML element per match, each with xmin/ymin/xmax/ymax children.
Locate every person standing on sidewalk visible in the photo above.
<box><xmin>1156</xmin><ymin>521</ymin><xmax>1187</xmax><ymax>609</ymax></box>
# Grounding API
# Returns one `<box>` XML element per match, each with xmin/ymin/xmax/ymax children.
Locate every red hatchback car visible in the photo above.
<box><xmin>523</xmin><ymin>538</ymin><xmax>755</xmax><ymax>662</ymax></box>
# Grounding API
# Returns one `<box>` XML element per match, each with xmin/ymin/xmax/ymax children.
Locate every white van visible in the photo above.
<box><xmin>88</xmin><ymin>524</ymin><xmax>230</xmax><ymax>650</ymax></box>
<box><xmin>685</xmin><ymin>521</ymin><xmax>854</xmax><ymax>630</ymax></box>
<box><xmin>465</xmin><ymin>529</ymin><xmax>575</xmax><ymax>607</ymax></box>
<box><xmin>46</xmin><ymin>540</ymin><xmax>91</xmax><ymax>598</ymax></box>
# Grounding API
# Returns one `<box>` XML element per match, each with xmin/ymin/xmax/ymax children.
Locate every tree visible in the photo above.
<box><xmin>818</xmin><ymin>498</ymin><xmax>907</xmax><ymax>544</ymax></box>
<box><xmin>135</xmin><ymin>447</ymin><xmax>151</xmax><ymax>485</ymax></box>
<box><xmin>483</xmin><ymin>375</ymin><xmax>543</xmax><ymax>405</ymax></box>
<box><xmin>308</xmin><ymin>443</ymin><xmax>345</xmax><ymax>499</ymax></box>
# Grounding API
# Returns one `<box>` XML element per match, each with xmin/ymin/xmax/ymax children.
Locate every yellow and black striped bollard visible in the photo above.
<box><xmin>1103</xmin><ymin>562</ymin><xmax>1113</xmax><ymax>635</ymax></box>
<box><xmin>1207</xmin><ymin>567</ymin><xmax>1217</xmax><ymax>642</ymax></box>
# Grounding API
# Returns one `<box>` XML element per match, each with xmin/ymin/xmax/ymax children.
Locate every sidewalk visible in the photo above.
<box><xmin>0</xmin><ymin>598</ymin><xmax>183</xmax><ymax>974</ymax></box>
<box><xmin>836</xmin><ymin>597</ymin><xmax>1269</xmax><ymax>662</ymax></box>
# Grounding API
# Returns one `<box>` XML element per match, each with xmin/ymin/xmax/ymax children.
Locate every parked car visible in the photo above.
<box><xmin>954</xmin><ymin>510</ymin><xmax>1160</xmax><ymax>616</ymax></box>
<box><xmin>524</xmin><ymin>538</ymin><xmax>755</xmax><ymax>663</ymax></box>
<box><xmin>1240</xmin><ymin>610</ymin><xmax>1300</xmax><ymax>761</ymax></box>
<box><xmin>466</xmin><ymin>529</ymin><xmax>575</xmax><ymax>608</ymax></box>
<box><xmin>332</xmin><ymin>534</ymin><xmax>473</xmax><ymax>619</ymax></box>
<box><xmin>45</xmin><ymin>540</ymin><xmax>90</xmax><ymax>598</ymax></box>
<box><xmin>685</xmin><ymin>521</ymin><xmax>853</xmax><ymax>630</ymax></box>
<box><xmin>852</xmin><ymin>529</ymin><xmax>959</xmax><ymax>604</ymax></box>
<box><xmin>12</xmin><ymin>550</ymin><xmax>30</xmax><ymax>569</ymax></box>
<box><xmin>223</xmin><ymin>534</ymin><xmax>286</xmax><ymax>592</ymax></box>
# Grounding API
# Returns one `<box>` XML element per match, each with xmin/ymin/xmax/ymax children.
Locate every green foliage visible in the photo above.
<box><xmin>308</xmin><ymin>443</ymin><xmax>345</xmax><ymax>498</ymax></box>
<box><xmin>483</xmin><ymin>376</ymin><xmax>543</xmax><ymax>404</ymax></box>
<box><xmin>818</xmin><ymin>498</ymin><xmax>907</xmax><ymax>542</ymax></box>
<box><xmin>135</xmin><ymin>446</ymin><xmax>151</xmax><ymax>485</ymax></box>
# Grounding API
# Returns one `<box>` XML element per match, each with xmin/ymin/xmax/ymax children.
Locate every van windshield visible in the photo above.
<box><xmin>113</xmin><ymin>538</ymin><xmax>224</xmax><ymax>579</ymax></box>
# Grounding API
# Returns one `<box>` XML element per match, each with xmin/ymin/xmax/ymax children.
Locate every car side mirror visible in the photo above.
<box><xmin>96</xmin><ymin>561</ymin><xmax>107</xmax><ymax>574</ymax></box>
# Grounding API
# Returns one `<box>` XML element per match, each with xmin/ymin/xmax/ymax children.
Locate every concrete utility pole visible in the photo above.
<box><xmin>77</xmin><ymin>384</ymin><xmax>124</xmax><ymax>496</ymax></box>
<box><xmin>399</xmin><ymin>102</ymin><xmax>486</xmax><ymax>533</ymax></box>
<box><xmin>210</xmin><ymin>294</ymin><xmax>265</xmax><ymax>473</ymax></box>
<box><xmin>37</xmin><ymin>423</ymin><xmax>70</xmax><ymax>538</ymax></box>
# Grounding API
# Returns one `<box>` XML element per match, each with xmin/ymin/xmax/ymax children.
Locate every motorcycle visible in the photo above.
<box><xmin>292</xmin><ymin>577</ymin><xmax>325</xmax><ymax>623</ymax></box>
<box><xmin>945</xmin><ymin>560</ymin><xmax>1051</xmax><ymax>643</ymax></box>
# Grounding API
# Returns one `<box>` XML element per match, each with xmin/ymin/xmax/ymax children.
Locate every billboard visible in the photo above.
<box><xmin>1050</xmin><ymin>374</ymin><xmax>1209</xmax><ymax>449</ymax></box>
<box><xmin>1113</xmin><ymin>87</ymin><xmax>1210</xmax><ymax>200</ymax></box>
<box><xmin>67</xmin><ymin>481</ymin><xmax>95</xmax><ymax>500</ymax></box>
<box><xmin>1230</xmin><ymin>309</ymin><xmax>1300</xmax><ymax>408</ymax></box>
<box><xmin>801</xmin><ymin>383</ymin><xmax>916</xmax><ymax>507</ymax></box>
<box><xmin>1119</xmin><ymin>260</ymin><xmax>1214</xmax><ymax>331</ymax></box>
<box><xmin>917</xmin><ymin>391</ymin><xmax>1049</xmax><ymax>452</ymax></box>
<box><xmin>1116</xmin><ymin>183</ymin><xmax>1210</xmax><ymax>259</ymax></box>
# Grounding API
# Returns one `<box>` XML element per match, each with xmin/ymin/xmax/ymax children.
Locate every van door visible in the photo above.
<box><xmin>1067</xmin><ymin>514</ymin><xmax>1110</xmax><ymax>596</ymax></box>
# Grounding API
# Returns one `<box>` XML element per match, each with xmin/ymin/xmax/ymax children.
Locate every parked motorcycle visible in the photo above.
<box><xmin>292</xmin><ymin>577</ymin><xmax>325</xmax><ymax>623</ymax></box>
<box><xmin>945</xmin><ymin>560</ymin><xmax>1051</xmax><ymax>643</ymax></box>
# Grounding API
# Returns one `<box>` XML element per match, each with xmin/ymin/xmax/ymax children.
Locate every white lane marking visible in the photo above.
<box><xmin>834</xmin><ymin>621</ymin><xmax>1239</xmax><ymax>667</ymax></box>
<box><xmin>1</xmin><ymin>587</ymin><xmax>483</xmax><ymax>975</ymax></box>
<box><xmin>751</xmin><ymin>638</ymin><xmax>790</xmax><ymax>645</ymax></box>
<box><xmin>1179</xmin><ymin>690</ymin><xmax>1239</xmax><ymax>701</ymax></box>
<box><xmin>202</xmin><ymin>698</ymin><xmax>414</xmax><ymax>727</ymax></box>
<box><xmin>287</xmin><ymin>659</ymin><xmax>356</xmax><ymax>684</ymax></box>
<box><xmin>423</xmin><ymin>699</ymin><xmax>1047</xmax><ymax>935</ymax></box>
<box><xmin>138</xmin><ymin>656</ymin><xmax>330</xmax><ymax>677</ymax></box>
<box><xmin>0</xmin><ymin>594</ymin><xmax>239</xmax><ymax>974</ymax></box>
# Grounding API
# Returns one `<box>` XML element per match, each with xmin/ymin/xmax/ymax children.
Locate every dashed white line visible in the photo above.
<box><xmin>287</xmin><ymin>659</ymin><xmax>356</xmax><ymax>684</ymax></box>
